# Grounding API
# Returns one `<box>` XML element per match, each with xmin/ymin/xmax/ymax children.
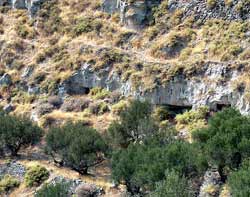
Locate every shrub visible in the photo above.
<box><xmin>88</xmin><ymin>101</ymin><xmax>109</xmax><ymax>115</ymax></box>
<box><xmin>152</xmin><ymin>106</ymin><xmax>169</xmax><ymax>122</ymax></box>
<box><xmin>35</xmin><ymin>182</ymin><xmax>69</xmax><ymax>197</ymax></box>
<box><xmin>46</xmin><ymin>122</ymin><xmax>107</xmax><ymax>174</ymax></box>
<box><xmin>0</xmin><ymin>114</ymin><xmax>43</xmax><ymax>156</ymax></box>
<box><xmin>108</xmin><ymin>100</ymin><xmax>158</xmax><ymax>147</ymax></box>
<box><xmin>150</xmin><ymin>170</ymin><xmax>192</xmax><ymax>197</ymax></box>
<box><xmin>72</xmin><ymin>17</ymin><xmax>102</xmax><ymax>36</ymax></box>
<box><xmin>0</xmin><ymin>175</ymin><xmax>20</xmax><ymax>193</ymax></box>
<box><xmin>192</xmin><ymin>108</ymin><xmax>250</xmax><ymax>175</ymax></box>
<box><xmin>228</xmin><ymin>159</ymin><xmax>250</xmax><ymax>197</ymax></box>
<box><xmin>111</xmin><ymin>100</ymin><xmax>128</xmax><ymax>115</ymax></box>
<box><xmin>207</xmin><ymin>0</ymin><xmax>217</xmax><ymax>8</ymax></box>
<box><xmin>25</xmin><ymin>165</ymin><xmax>49</xmax><ymax>187</ymax></box>
<box><xmin>90</xmin><ymin>87</ymin><xmax>110</xmax><ymax>100</ymax></box>
<box><xmin>176</xmin><ymin>107</ymin><xmax>208</xmax><ymax>133</ymax></box>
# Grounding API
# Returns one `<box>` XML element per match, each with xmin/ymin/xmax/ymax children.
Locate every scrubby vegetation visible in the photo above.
<box><xmin>25</xmin><ymin>165</ymin><xmax>49</xmax><ymax>187</ymax></box>
<box><xmin>1</xmin><ymin>0</ymin><xmax>250</xmax><ymax>195</ymax></box>
<box><xmin>0</xmin><ymin>175</ymin><xmax>20</xmax><ymax>194</ymax></box>
<box><xmin>35</xmin><ymin>182</ymin><xmax>69</xmax><ymax>197</ymax></box>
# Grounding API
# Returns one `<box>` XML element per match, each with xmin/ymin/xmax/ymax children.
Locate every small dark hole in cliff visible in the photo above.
<box><xmin>67</xmin><ymin>87</ymin><xmax>90</xmax><ymax>95</ymax></box>
<box><xmin>160</xmin><ymin>104</ymin><xmax>192</xmax><ymax>118</ymax></box>
<box><xmin>216</xmin><ymin>104</ymin><xmax>231</xmax><ymax>111</ymax></box>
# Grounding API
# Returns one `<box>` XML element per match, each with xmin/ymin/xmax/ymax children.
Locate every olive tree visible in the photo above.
<box><xmin>46</xmin><ymin>122</ymin><xmax>107</xmax><ymax>174</ymax></box>
<box><xmin>0</xmin><ymin>114</ymin><xmax>43</xmax><ymax>156</ymax></box>
<box><xmin>108</xmin><ymin>100</ymin><xmax>158</xmax><ymax>147</ymax></box>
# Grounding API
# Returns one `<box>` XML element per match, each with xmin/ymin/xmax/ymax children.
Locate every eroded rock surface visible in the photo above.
<box><xmin>0</xmin><ymin>0</ymin><xmax>46</xmax><ymax>16</ymax></box>
<box><xmin>62</xmin><ymin>61</ymin><xmax>250</xmax><ymax>114</ymax></box>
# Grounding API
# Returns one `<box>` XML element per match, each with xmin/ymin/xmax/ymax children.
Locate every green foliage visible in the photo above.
<box><xmin>35</xmin><ymin>182</ymin><xmax>69</xmax><ymax>197</ymax></box>
<box><xmin>150</xmin><ymin>170</ymin><xmax>192</xmax><ymax>197</ymax></box>
<box><xmin>72</xmin><ymin>17</ymin><xmax>102</xmax><ymax>36</ymax></box>
<box><xmin>37</xmin><ymin>0</ymin><xmax>64</xmax><ymax>36</ymax></box>
<box><xmin>90</xmin><ymin>87</ymin><xmax>111</xmax><ymax>100</ymax></box>
<box><xmin>46</xmin><ymin>122</ymin><xmax>107</xmax><ymax>174</ymax></box>
<box><xmin>192</xmin><ymin>108</ymin><xmax>250</xmax><ymax>171</ymax></box>
<box><xmin>25</xmin><ymin>165</ymin><xmax>49</xmax><ymax>187</ymax></box>
<box><xmin>0</xmin><ymin>175</ymin><xmax>20</xmax><ymax>193</ymax></box>
<box><xmin>89</xmin><ymin>101</ymin><xmax>109</xmax><ymax>115</ymax></box>
<box><xmin>111</xmin><ymin>136</ymin><xmax>206</xmax><ymax>193</ymax></box>
<box><xmin>152</xmin><ymin>106</ymin><xmax>169</xmax><ymax>122</ymax></box>
<box><xmin>176</xmin><ymin>107</ymin><xmax>208</xmax><ymax>133</ymax></box>
<box><xmin>207</xmin><ymin>0</ymin><xmax>217</xmax><ymax>8</ymax></box>
<box><xmin>111</xmin><ymin>100</ymin><xmax>128</xmax><ymax>115</ymax></box>
<box><xmin>108</xmin><ymin>100</ymin><xmax>158</xmax><ymax>147</ymax></box>
<box><xmin>0</xmin><ymin>114</ymin><xmax>43</xmax><ymax>156</ymax></box>
<box><xmin>228</xmin><ymin>159</ymin><xmax>250</xmax><ymax>197</ymax></box>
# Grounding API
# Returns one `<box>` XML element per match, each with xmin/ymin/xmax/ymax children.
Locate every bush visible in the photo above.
<box><xmin>108</xmin><ymin>100</ymin><xmax>158</xmax><ymax>147</ymax></box>
<box><xmin>150</xmin><ymin>170</ymin><xmax>192</xmax><ymax>197</ymax></box>
<box><xmin>176</xmin><ymin>107</ymin><xmax>208</xmax><ymax>134</ymax></box>
<box><xmin>0</xmin><ymin>175</ymin><xmax>20</xmax><ymax>193</ymax></box>
<box><xmin>89</xmin><ymin>87</ymin><xmax>110</xmax><ymax>100</ymax></box>
<box><xmin>192</xmin><ymin>108</ymin><xmax>250</xmax><ymax>174</ymax></box>
<box><xmin>25</xmin><ymin>165</ymin><xmax>49</xmax><ymax>187</ymax></box>
<box><xmin>46</xmin><ymin>122</ymin><xmax>107</xmax><ymax>174</ymax></box>
<box><xmin>228</xmin><ymin>159</ymin><xmax>250</xmax><ymax>197</ymax></box>
<box><xmin>0</xmin><ymin>114</ymin><xmax>43</xmax><ymax>156</ymax></box>
<box><xmin>88</xmin><ymin>101</ymin><xmax>109</xmax><ymax>115</ymax></box>
<box><xmin>207</xmin><ymin>0</ymin><xmax>216</xmax><ymax>8</ymax></box>
<box><xmin>35</xmin><ymin>182</ymin><xmax>69</xmax><ymax>197</ymax></box>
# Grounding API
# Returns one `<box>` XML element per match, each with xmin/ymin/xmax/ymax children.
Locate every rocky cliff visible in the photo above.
<box><xmin>0</xmin><ymin>0</ymin><xmax>249</xmax><ymax>124</ymax></box>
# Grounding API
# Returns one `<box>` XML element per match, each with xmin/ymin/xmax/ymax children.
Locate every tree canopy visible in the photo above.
<box><xmin>46</xmin><ymin>122</ymin><xmax>107</xmax><ymax>174</ymax></box>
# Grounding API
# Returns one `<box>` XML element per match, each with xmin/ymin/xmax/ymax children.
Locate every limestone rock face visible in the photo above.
<box><xmin>0</xmin><ymin>73</ymin><xmax>12</xmax><ymax>86</ymax></box>
<box><xmin>102</xmin><ymin>0</ymin><xmax>250</xmax><ymax>29</ymax></box>
<box><xmin>102</xmin><ymin>0</ymin><xmax>160</xmax><ymax>29</ymax></box>
<box><xmin>168</xmin><ymin>0</ymin><xmax>250</xmax><ymax>22</ymax></box>
<box><xmin>12</xmin><ymin>0</ymin><xmax>26</xmax><ymax>9</ymax></box>
<box><xmin>62</xmin><ymin>61</ymin><xmax>250</xmax><ymax>114</ymax></box>
<box><xmin>0</xmin><ymin>0</ymin><xmax>46</xmax><ymax>16</ymax></box>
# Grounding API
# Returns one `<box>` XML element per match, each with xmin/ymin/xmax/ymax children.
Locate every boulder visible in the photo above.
<box><xmin>0</xmin><ymin>73</ymin><xmax>12</xmax><ymax>86</ymax></box>
<box><xmin>60</xmin><ymin>97</ymin><xmax>90</xmax><ymax>112</ymax></box>
<box><xmin>102</xmin><ymin>0</ymin><xmax>119</xmax><ymax>14</ymax></box>
<box><xmin>12</xmin><ymin>0</ymin><xmax>26</xmax><ymax>9</ymax></box>
<box><xmin>47</xmin><ymin>96</ymin><xmax>63</xmax><ymax>108</ymax></box>
<box><xmin>199</xmin><ymin>168</ymin><xmax>222</xmax><ymax>197</ymax></box>
<box><xmin>34</xmin><ymin>102</ymin><xmax>54</xmax><ymax>116</ymax></box>
<box><xmin>3</xmin><ymin>103</ymin><xmax>15</xmax><ymax>113</ymax></box>
<box><xmin>75</xmin><ymin>183</ymin><xmax>103</xmax><ymax>197</ymax></box>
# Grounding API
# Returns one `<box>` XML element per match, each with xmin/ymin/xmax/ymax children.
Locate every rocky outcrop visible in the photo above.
<box><xmin>0</xmin><ymin>161</ymin><xmax>26</xmax><ymax>180</ymax></box>
<box><xmin>102</xmin><ymin>0</ymin><xmax>250</xmax><ymax>29</ymax></box>
<box><xmin>199</xmin><ymin>168</ymin><xmax>222</xmax><ymax>197</ymax></box>
<box><xmin>168</xmin><ymin>0</ymin><xmax>250</xmax><ymax>22</ymax></box>
<box><xmin>0</xmin><ymin>73</ymin><xmax>12</xmax><ymax>86</ymax></box>
<box><xmin>102</xmin><ymin>0</ymin><xmax>160</xmax><ymax>29</ymax></box>
<box><xmin>43</xmin><ymin>176</ymin><xmax>104</xmax><ymax>196</ymax></box>
<box><xmin>62</xmin><ymin>61</ymin><xmax>250</xmax><ymax>114</ymax></box>
<box><xmin>0</xmin><ymin>0</ymin><xmax>46</xmax><ymax>16</ymax></box>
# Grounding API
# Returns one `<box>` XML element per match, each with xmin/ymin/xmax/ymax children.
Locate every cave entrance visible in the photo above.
<box><xmin>216</xmin><ymin>103</ymin><xmax>231</xmax><ymax>111</ymax></box>
<box><xmin>158</xmin><ymin>104</ymin><xmax>192</xmax><ymax>119</ymax></box>
<box><xmin>67</xmin><ymin>87</ymin><xmax>90</xmax><ymax>95</ymax></box>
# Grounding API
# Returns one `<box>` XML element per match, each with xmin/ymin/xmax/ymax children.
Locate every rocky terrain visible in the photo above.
<box><xmin>0</xmin><ymin>0</ymin><xmax>250</xmax><ymax>196</ymax></box>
